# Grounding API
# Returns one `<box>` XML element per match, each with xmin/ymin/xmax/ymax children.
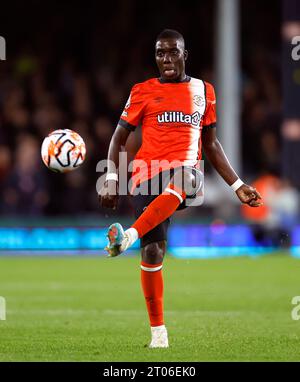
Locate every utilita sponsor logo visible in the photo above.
<box><xmin>157</xmin><ymin>111</ymin><xmax>201</xmax><ymax>127</ymax></box>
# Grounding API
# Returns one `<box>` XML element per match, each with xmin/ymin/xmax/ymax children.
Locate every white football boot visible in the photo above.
<box><xmin>149</xmin><ymin>325</ymin><xmax>169</xmax><ymax>348</ymax></box>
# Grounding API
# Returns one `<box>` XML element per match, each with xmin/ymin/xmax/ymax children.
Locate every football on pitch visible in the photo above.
<box><xmin>41</xmin><ymin>129</ymin><xmax>86</xmax><ymax>173</ymax></box>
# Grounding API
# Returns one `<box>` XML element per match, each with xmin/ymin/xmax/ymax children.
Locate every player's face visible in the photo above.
<box><xmin>155</xmin><ymin>38</ymin><xmax>188</xmax><ymax>81</ymax></box>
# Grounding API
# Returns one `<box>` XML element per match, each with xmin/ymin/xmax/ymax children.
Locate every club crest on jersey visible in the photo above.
<box><xmin>157</xmin><ymin>111</ymin><xmax>201</xmax><ymax>127</ymax></box>
<box><xmin>193</xmin><ymin>95</ymin><xmax>205</xmax><ymax>107</ymax></box>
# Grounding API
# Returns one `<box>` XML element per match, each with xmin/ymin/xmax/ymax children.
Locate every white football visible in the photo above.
<box><xmin>41</xmin><ymin>129</ymin><xmax>86</xmax><ymax>173</ymax></box>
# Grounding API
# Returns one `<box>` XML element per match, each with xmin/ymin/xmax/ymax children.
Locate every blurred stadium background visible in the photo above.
<box><xmin>1</xmin><ymin>0</ymin><xmax>300</xmax><ymax>361</ymax></box>
<box><xmin>0</xmin><ymin>0</ymin><xmax>299</xmax><ymax>256</ymax></box>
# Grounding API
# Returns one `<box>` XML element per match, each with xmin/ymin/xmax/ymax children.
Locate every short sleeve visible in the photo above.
<box><xmin>202</xmin><ymin>82</ymin><xmax>217</xmax><ymax>128</ymax></box>
<box><xmin>119</xmin><ymin>84</ymin><xmax>144</xmax><ymax>131</ymax></box>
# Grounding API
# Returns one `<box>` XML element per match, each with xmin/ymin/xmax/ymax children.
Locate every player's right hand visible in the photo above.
<box><xmin>99</xmin><ymin>180</ymin><xmax>119</xmax><ymax>209</ymax></box>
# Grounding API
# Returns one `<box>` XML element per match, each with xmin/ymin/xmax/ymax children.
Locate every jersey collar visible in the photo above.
<box><xmin>158</xmin><ymin>75</ymin><xmax>191</xmax><ymax>84</ymax></box>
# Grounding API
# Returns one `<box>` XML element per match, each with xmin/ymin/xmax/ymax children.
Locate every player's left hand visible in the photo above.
<box><xmin>236</xmin><ymin>184</ymin><xmax>263</xmax><ymax>207</ymax></box>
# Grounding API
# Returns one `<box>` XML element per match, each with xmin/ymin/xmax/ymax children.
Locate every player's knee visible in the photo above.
<box><xmin>184</xmin><ymin>172</ymin><xmax>197</xmax><ymax>196</ymax></box>
<box><xmin>142</xmin><ymin>242</ymin><xmax>165</xmax><ymax>264</ymax></box>
<box><xmin>171</xmin><ymin>170</ymin><xmax>196</xmax><ymax>196</ymax></box>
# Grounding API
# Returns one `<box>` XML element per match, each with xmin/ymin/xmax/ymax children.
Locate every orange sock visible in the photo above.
<box><xmin>132</xmin><ymin>183</ymin><xmax>186</xmax><ymax>238</ymax></box>
<box><xmin>140</xmin><ymin>261</ymin><xmax>164</xmax><ymax>327</ymax></box>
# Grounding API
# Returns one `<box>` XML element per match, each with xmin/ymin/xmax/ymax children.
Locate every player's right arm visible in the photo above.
<box><xmin>99</xmin><ymin>125</ymin><xmax>131</xmax><ymax>209</ymax></box>
<box><xmin>99</xmin><ymin>84</ymin><xmax>144</xmax><ymax>209</ymax></box>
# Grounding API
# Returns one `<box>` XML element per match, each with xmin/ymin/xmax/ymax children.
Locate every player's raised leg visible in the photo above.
<box><xmin>105</xmin><ymin>169</ymin><xmax>195</xmax><ymax>256</ymax></box>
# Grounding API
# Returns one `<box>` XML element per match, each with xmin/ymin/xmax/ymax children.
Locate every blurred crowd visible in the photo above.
<box><xmin>0</xmin><ymin>54</ymin><xmax>129</xmax><ymax>216</ymax></box>
<box><xmin>0</xmin><ymin>0</ymin><xmax>298</xmax><ymax>229</ymax></box>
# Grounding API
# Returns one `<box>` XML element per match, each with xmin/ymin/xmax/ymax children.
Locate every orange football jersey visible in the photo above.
<box><xmin>119</xmin><ymin>76</ymin><xmax>216</xmax><ymax>191</ymax></box>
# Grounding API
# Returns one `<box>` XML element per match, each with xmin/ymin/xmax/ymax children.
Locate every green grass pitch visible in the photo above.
<box><xmin>0</xmin><ymin>254</ymin><xmax>300</xmax><ymax>361</ymax></box>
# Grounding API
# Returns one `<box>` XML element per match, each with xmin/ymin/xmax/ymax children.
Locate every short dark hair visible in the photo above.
<box><xmin>156</xmin><ymin>29</ymin><xmax>185</xmax><ymax>46</ymax></box>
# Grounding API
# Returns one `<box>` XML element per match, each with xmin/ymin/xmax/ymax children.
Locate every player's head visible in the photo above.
<box><xmin>155</xmin><ymin>29</ymin><xmax>188</xmax><ymax>81</ymax></box>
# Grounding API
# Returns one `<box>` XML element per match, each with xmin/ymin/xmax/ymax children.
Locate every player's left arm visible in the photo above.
<box><xmin>202</xmin><ymin>127</ymin><xmax>263</xmax><ymax>207</ymax></box>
